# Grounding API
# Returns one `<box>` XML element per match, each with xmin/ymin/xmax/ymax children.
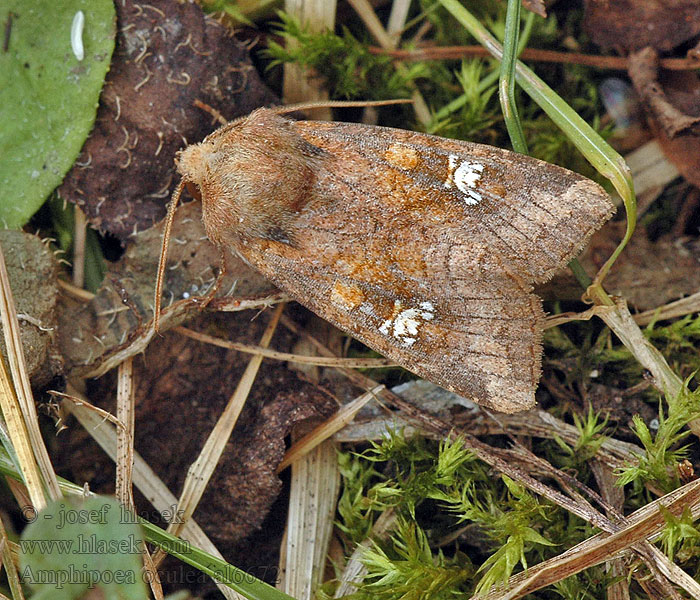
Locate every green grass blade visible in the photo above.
<box><xmin>438</xmin><ymin>0</ymin><xmax>636</xmax><ymax>289</ymax></box>
<box><xmin>499</xmin><ymin>0</ymin><xmax>527</xmax><ymax>154</ymax></box>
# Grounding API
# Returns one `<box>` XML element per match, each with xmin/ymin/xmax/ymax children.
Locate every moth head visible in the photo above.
<box><xmin>175</xmin><ymin>109</ymin><xmax>326</xmax><ymax>248</ymax></box>
<box><xmin>175</xmin><ymin>142</ymin><xmax>211</xmax><ymax>189</ymax></box>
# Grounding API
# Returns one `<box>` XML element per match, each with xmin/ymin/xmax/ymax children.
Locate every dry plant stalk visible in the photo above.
<box><xmin>333</xmin><ymin>396</ymin><xmax>643</xmax><ymax>471</ymax></box>
<box><xmin>334</xmin><ymin>509</ymin><xmax>397</xmax><ymax>598</ymax></box>
<box><xmin>590</xmin><ymin>463</ymin><xmax>631</xmax><ymax>600</ymax></box>
<box><xmin>280</xmin><ymin>439</ymin><xmax>340</xmax><ymax>599</ymax></box>
<box><xmin>374</xmin><ymin>45</ymin><xmax>700</xmax><ymax>71</ymax></box>
<box><xmin>115</xmin><ymin>357</ymin><xmax>136</xmax><ymax>506</ymax></box>
<box><xmin>346</xmin><ymin>0</ymin><xmax>431</xmax><ymax>125</ymax></box>
<box><xmin>476</xmin><ymin>480</ymin><xmax>700</xmax><ymax>600</ymax></box>
<box><xmin>625</xmin><ymin>140</ymin><xmax>679</xmax><ymax>210</ymax></box>
<box><xmin>175</xmin><ymin>325</ymin><xmax>396</xmax><ymax>369</ymax></box>
<box><xmin>634</xmin><ymin>289</ymin><xmax>700</xmax><ymax>325</ymax></box>
<box><xmin>544</xmin><ymin>304</ymin><xmax>612</xmax><ymax>329</ymax></box>
<box><xmin>115</xmin><ymin>359</ymin><xmax>165</xmax><ymax>598</ymax></box>
<box><xmin>152</xmin><ymin>302</ymin><xmax>286</xmax><ymax>567</ymax></box>
<box><xmin>387</xmin><ymin>0</ymin><xmax>411</xmax><ymax>39</ymax></box>
<box><xmin>57</xmin><ymin>277</ymin><xmax>95</xmax><ymax>302</ymax></box>
<box><xmin>62</xmin><ymin>392</ymin><xmax>243</xmax><ymax>600</ymax></box>
<box><xmin>0</xmin><ymin>357</ymin><xmax>46</xmax><ymax>510</ymax></box>
<box><xmin>0</xmin><ymin>506</ymin><xmax>24</xmax><ymax>598</ymax></box>
<box><xmin>283</xmin><ymin>0</ymin><xmax>337</xmax><ymax>118</ymax></box>
<box><xmin>0</xmin><ymin>244</ymin><xmax>60</xmax><ymax>506</ymax></box>
<box><xmin>598</xmin><ymin>299</ymin><xmax>683</xmax><ymax>404</ymax></box>
<box><xmin>72</xmin><ymin>205</ymin><xmax>87</xmax><ymax>289</ymax></box>
<box><xmin>277</xmin><ymin>385</ymin><xmax>382</xmax><ymax>472</ymax></box>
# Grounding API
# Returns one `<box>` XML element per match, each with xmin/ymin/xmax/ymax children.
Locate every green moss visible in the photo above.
<box><xmin>616</xmin><ymin>387</ymin><xmax>700</xmax><ymax>495</ymax></box>
<box><xmin>335</xmin><ymin>434</ymin><xmax>610</xmax><ymax>598</ymax></box>
<box><xmin>359</xmin><ymin>518</ymin><xmax>475</xmax><ymax>600</ymax></box>
<box><xmin>266</xmin><ymin>12</ymin><xmax>429</xmax><ymax>103</ymax></box>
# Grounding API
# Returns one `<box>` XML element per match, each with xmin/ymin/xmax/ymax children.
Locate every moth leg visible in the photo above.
<box><xmin>198</xmin><ymin>247</ymin><xmax>227</xmax><ymax>311</ymax></box>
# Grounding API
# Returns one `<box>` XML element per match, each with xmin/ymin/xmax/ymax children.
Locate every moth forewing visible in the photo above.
<box><xmin>292</xmin><ymin>120</ymin><xmax>615</xmax><ymax>285</ymax></box>
<box><xmin>174</xmin><ymin>109</ymin><xmax>615</xmax><ymax>413</ymax></box>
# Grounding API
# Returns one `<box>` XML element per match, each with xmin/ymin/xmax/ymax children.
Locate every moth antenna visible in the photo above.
<box><xmin>268</xmin><ymin>98</ymin><xmax>413</xmax><ymax>116</ymax></box>
<box><xmin>201</xmin><ymin>99</ymin><xmax>415</xmax><ymax>141</ymax></box>
<box><xmin>153</xmin><ymin>180</ymin><xmax>185</xmax><ymax>333</ymax></box>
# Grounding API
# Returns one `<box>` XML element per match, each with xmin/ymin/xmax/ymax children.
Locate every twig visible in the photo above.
<box><xmin>175</xmin><ymin>325</ymin><xmax>396</xmax><ymax>369</ymax></box>
<box><xmin>347</xmin><ymin>0</ymin><xmax>431</xmax><ymax>125</ymax></box>
<box><xmin>370</xmin><ymin>45</ymin><xmax>700</xmax><ymax>71</ymax></box>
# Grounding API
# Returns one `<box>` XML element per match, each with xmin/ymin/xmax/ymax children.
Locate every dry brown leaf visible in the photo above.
<box><xmin>58</xmin><ymin>201</ymin><xmax>277</xmax><ymax>379</ymax></box>
<box><xmin>58</xmin><ymin>0</ymin><xmax>277</xmax><ymax>240</ymax></box>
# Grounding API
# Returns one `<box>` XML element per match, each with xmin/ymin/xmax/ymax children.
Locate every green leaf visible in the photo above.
<box><xmin>20</xmin><ymin>496</ymin><xmax>148</xmax><ymax>600</ymax></box>
<box><xmin>0</xmin><ymin>0</ymin><xmax>115</xmax><ymax>228</ymax></box>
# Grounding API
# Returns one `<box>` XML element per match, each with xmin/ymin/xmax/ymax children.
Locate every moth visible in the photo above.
<box><xmin>157</xmin><ymin>105</ymin><xmax>614</xmax><ymax>413</ymax></box>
